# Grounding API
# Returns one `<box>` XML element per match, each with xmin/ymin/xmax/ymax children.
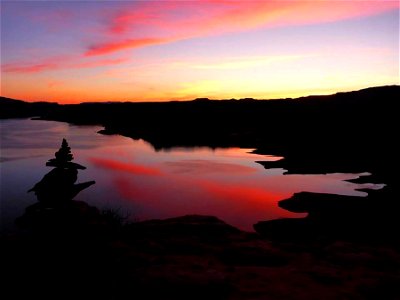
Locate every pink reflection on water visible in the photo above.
<box><xmin>111</xmin><ymin>173</ymin><xmax>296</xmax><ymax>231</ymax></box>
<box><xmin>164</xmin><ymin>159</ymin><xmax>257</xmax><ymax>175</ymax></box>
<box><xmin>1</xmin><ymin>120</ymin><xmax>384</xmax><ymax>232</ymax></box>
<box><xmin>86</xmin><ymin>144</ymin><xmax>302</xmax><ymax>230</ymax></box>
<box><xmin>89</xmin><ymin>143</ymin><xmax>374</xmax><ymax>231</ymax></box>
<box><xmin>90</xmin><ymin>157</ymin><xmax>163</xmax><ymax>176</ymax></box>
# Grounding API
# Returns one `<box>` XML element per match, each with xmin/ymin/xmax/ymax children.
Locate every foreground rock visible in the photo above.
<box><xmin>3</xmin><ymin>210</ymin><xmax>400</xmax><ymax>300</ymax></box>
<box><xmin>254</xmin><ymin>191</ymin><xmax>400</xmax><ymax>243</ymax></box>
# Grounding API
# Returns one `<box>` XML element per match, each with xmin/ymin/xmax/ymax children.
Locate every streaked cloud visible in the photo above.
<box><xmin>85</xmin><ymin>37</ymin><xmax>171</xmax><ymax>56</ymax></box>
<box><xmin>86</xmin><ymin>1</ymin><xmax>399</xmax><ymax>56</ymax></box>
<box><xmin>3</xmin><ymin>56</ymin><xmax>129</xmax><ymax>74</ymax></box>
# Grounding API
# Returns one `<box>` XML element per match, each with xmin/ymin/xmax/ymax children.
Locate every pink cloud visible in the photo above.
<box><xmin>2</xmin><ymin>56</ymin><xmax>129</xmax><ymax>74</ymax></box>
<box><xmin>108</xmin><ymin>2</ymin><xmax>181</xmax><ymax>34</ymax></box>
<box><xmin>4</xmin><ymin>1</ymin><xmax>398</xmax><ymax>74</ymax></box>
<box><xmin>86</xmin><ymin>1</ymin><xmax>399</xmax><ymax>56</ymax></box>
<box><xmin>85</xmin><ymin>37</ymin><xmax>171</xmax><ymax>56</ymax></box>
<box><xmin>3</xmin><ymin>62</ymin><xmax>59</xmax><ymax>73</ymax></box>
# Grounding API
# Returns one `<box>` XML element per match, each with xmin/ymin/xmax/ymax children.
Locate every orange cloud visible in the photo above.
<box><xmin>3</xmin><ymin>62</ymin><xmax>58</xmax><ymax>73</ymax></box>
<box><xmin>3</xmin><ymin>57</ymin><xmax>129</xmax><ymax>74</ymax></box>
<box><xmin>47</xmin><ymin>80</ymin><xmax>64</xmax><ymax>88</ymax></box>
<box><xmin>75</xmin><ymin>57</ymin><xmax>129</xmax><ymax>68</ymax></box>
<box><xmin>86</xmin><ymin>1</ymin><xmax>399</xmax><ymax>56</ymax></box>
<box><xmin>90</xmin><ymin>157</ymin><xmax>162</xmax><ymax>176</ymax></box>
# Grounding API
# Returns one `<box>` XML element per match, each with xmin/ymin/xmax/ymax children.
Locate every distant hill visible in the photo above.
<box><xmin>0</xmin><ymin>97</ymin><xmax>59</xmax><ymax>119</ymax></box>
<box><xmin>2</xmin><ymin>86</ymin><xmax>399</xmax><ymax>153</ymax></box>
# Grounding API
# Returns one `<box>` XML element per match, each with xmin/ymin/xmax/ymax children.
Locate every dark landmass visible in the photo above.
<box><xmin>254</xmin><ymin>189</ymin><xmax>398</xmax><ymax>243</ymax></box>
<box><xmin>3</xmin><ymin>204</ymin><xmax>400</xmax><ymax>300</ymax></box>
<box><xmin>2</xmin><ymin>86</ymin><xmax>398</xmax><ymax>177</ymax></box>
<box><xmin>2</xmin><ymin>86</ymin><xmax>400</xmax><ymax>298</ymax></box>
<box><xmin>0</xmin><ymin>96</ymin><xmax>59</xmax><ymax>119</ymax></box>
<box><xmin>2</xmin><ymin>86</ymin><xmax>398</xmax><ymax>157</ymax></box>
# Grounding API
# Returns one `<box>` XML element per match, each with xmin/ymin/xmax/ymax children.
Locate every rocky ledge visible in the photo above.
<box><xmin>3</xmin><ymin>202</ymin><xmax>400</xmax><ymax>300</ymax></box>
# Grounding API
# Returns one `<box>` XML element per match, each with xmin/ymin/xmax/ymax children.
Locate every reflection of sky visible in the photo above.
<box><xmin>0</xmin><ymin>119</ymin><xmax>129</xmax><ymax>161</ymax></box>
<box><xmin>0</xmin><ymin>119</ymin><xmax>384</xmax><ymax>232</ymax></box>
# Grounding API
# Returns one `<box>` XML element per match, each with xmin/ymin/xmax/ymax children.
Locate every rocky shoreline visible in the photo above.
<box><xmin>3</xmin><ymin>200</ymin><xmax>400</xmax><ymax>300</ymax></box>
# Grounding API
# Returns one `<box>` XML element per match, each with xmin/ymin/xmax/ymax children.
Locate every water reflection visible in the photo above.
<box><xmin>0</xmin><ymin>119</ymin><xmax>384</xmax><ymax>231</ymax></box>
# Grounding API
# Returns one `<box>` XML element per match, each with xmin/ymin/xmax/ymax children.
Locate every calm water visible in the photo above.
<box><xmin>0</xmin><ymin>119</ymin><xmax>384</xmax><ymax>231</ymax></box>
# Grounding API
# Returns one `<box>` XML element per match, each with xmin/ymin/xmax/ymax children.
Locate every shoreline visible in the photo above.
<box><xmin>3</xmin><ymin>199</ymin><xmax>400</xmax><ymax>299</ymax></box>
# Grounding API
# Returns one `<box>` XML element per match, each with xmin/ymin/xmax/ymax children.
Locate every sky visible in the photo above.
<box><xmin>1</xmin><ymin>0</ymin><xmax>399</xmax><ymax>103</ymax></box>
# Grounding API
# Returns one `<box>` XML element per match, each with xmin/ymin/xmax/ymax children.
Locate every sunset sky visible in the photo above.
<box><xmin>1</xmin><ymin>0</ymin><xmax>399</xmax><ymax>103</ymax></box>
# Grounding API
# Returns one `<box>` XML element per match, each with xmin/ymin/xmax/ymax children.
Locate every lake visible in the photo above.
<box><xmin>0</xmin><ymin>119</ymin><xmax>384</xmax><ymax>232</ymax></box>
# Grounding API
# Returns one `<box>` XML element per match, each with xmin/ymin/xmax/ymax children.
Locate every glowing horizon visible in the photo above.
<box><xmin>1</xmin><ymin>1</ymin><xmax>399</xmax><ymax>104</ymax></box>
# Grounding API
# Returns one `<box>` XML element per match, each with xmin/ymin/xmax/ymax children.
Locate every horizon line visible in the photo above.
<box><xmin>1</xmin><ymin>84</ymin><xmax>399</xmax><ymax>105</ymax></box>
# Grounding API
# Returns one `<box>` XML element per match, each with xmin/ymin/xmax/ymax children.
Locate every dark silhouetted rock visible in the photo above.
<box><xmin>27</xmin><ymin>139</ymin><xmax>95</xmax><ymax>205</ymax></box>
<box><xmin>45</xmin><ymin>138</ymin><xmax>85</xmax><ymax>169</ymax></box>
<box><xmin>254</xmin><ymin>218</ymin><xmax>316</xmax><ymax>241</ymax></box>
<box><xmin>125</xmin><ymin>215</ymin><xmax>240</xmax><ymax>238</ymax></box>
<box><xmin>254</xmin><ymin>191</ymin><xmax>400</xmax><ymax>242</ymax></box>
<box><xmin>15</xmin><ymin>200</ymin><xmax>103</xmax><ymax>233</ymax></box>
<box><xmin>278</xmin><ymin>192</ymin><xmax>365</xmax><ymax>216</ymax></box>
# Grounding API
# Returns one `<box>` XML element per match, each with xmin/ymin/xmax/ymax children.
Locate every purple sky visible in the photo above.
<box><xmin>1</xmin><ymin>1</ymin><xmax>399</xmax><ymax>103</ymax></box>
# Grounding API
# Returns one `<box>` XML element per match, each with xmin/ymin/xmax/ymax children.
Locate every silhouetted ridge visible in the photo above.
<box><xmin>11</xmin><ymin>85</ymin><xmax>397</xmax><ymax>182</ymax></box>
<box><xmin>0</xmin><ymin>96</ymin><xmax>58</xmax><ymax>119</ymax></box>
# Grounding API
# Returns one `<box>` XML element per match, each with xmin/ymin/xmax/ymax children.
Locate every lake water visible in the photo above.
<box><xmin>0</xmin><ymin>119</ymin><xmax>384</xmax><ymax>232</ymax></box>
